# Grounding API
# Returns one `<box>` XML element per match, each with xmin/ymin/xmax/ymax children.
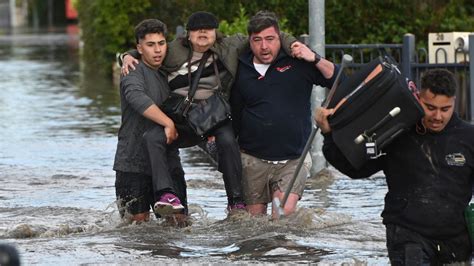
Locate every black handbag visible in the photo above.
<box><xmin>160</xmin><ymin>91</ymin><xmax>200</xmax><ymax>148</ymax></box>
<box><xmin>186</xmin><ymin>90</ymin><xmax>231</xmax><ymax>137</ymax></box>
<box><xmin>160</xmin><ymin>92</ymin><xmax>188</xmax><ymax>125</ymax></box>
<box><xmin>161</xmin><ymin>51</ymin><xmax>231</xmax><ymax>138</ymax></box>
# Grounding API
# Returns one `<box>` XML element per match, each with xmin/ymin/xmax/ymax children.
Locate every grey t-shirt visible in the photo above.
<box><xmin>113</xmin><ymin>62</ymin><xmax>170</xmax><ymax>173</ymax></box>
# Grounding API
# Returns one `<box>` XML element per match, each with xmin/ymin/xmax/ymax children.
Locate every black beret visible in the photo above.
<box><xmin>186</xmin><ymin>11</ymin><xmax>219</xmax><ymax>31</ymax></box>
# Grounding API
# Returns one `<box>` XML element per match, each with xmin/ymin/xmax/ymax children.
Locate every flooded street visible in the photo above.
<box><xmin>0</xmin><ymin>29</ymin><xmax>391</xmax><ymax>264</ymax></box>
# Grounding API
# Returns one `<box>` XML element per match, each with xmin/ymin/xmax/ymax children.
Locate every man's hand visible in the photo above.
<box><xmin>291</xmin><ymin>41</ymin><xmax>334</xmax><ymax>79</ymax></box>
<box><xmin>142</xmin><ymin>104</ymin><xmax>178</xmax><ymax>143</ymax></box>
<box><xmin>315</xmin><ymin>107</ymin><xmax>335</xmax><ymax>134</ymax></box>
<box><xmin>290</xmin><ymin>41</ymin><xmax>319</xmax><ymax>63</ymax></box>
<box><xmin>121</xmin><ymin>54</ymin><xmax>139</xmax><ymax>76</ymax></box>
<box><xmin>164</xmin><ymin>122</ymin><xmax>178</xmax><ymax>144</ymax></box>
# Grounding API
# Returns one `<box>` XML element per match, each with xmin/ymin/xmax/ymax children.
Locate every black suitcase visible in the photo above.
<box><xmin>327</xmin><ymin>57</ymin><xmax>424</xmax><ymax>169</ymax></box>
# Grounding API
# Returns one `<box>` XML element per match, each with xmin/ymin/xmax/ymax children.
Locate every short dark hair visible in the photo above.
<box><xmin>134</xmin><ymin>19</ymin><xmax>167</xmax><ymax>44</ymax></box>
<box><xmin>420</xmin><ymin>68</ymin><xmax>457</xmax><ymax>97</ymax></box>
<box><xmin>247</xmin><ymin>10</ymin><xmax>280</xmax><ymax>35</ymax></box>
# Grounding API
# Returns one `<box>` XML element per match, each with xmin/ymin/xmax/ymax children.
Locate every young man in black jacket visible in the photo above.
<box><xmin>315</xmin><ymin>68</ymin><xmax>473</xmax><ymax>264</ymax></box>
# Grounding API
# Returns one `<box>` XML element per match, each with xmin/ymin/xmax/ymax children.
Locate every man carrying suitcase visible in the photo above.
<box><xmin>315</xmin><ymin>68</ymin><xmax>473</xmax><ymax>264</ymax></box>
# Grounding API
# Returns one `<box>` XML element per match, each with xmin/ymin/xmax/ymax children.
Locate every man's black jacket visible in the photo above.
<box><xmin>323</xmin><ymin>113</ymin><xmax>474</xmax><ymax>239</ymax></box>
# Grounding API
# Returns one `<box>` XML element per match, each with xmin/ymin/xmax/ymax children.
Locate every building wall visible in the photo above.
<box><xmin>0</xmin><ymin>0</ymin><xmax>70</xmax><ymax>29</ymax></box>
<box><xmin>13</xmin><ymin>0</ymin><xmax>28</xmax><ymax>27</ymax></box>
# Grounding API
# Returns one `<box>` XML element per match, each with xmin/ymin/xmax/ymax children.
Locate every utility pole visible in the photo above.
<box><xmin>309</xmin><ymin>0</ymin><xmax>327</xmax><ymax>175</ymax></box>
<box><xmin>48</xmin><ymin>0</ymin><xmax>54</xmax><ymax>29</ymax></box>
<box><xmin>32</xmin><ymin>0</ymin><xmax>39</xmax><ymax>29</ymax></box>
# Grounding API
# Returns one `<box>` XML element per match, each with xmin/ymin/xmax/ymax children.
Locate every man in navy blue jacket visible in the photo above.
<box><xmin>231</xmin><ymin>11</ymin><xmax>337</xmax><ymax>219</ymax></box>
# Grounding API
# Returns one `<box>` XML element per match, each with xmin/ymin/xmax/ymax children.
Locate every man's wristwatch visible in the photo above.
<box><xmin>314</xmin><ymin>52</ymin><xmax>322</xmax><ymax>65</ymax></box>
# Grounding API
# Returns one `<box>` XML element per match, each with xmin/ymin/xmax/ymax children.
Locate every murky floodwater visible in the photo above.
<box><xmin>0</xmin><ymin>28</ymin><xmax>392</xmax><ymax>265</ymax></box>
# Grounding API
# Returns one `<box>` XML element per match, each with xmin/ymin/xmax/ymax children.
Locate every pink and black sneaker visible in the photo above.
<box><xmin>154</xmin><ymin>193</ymin><xmax>184</xmax><ymax>216</ymax></box>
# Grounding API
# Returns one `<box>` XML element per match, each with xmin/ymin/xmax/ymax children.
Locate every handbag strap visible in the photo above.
<box><xmin>186</xmin><ymin>51</ymin><xmax>212</xmax><ymax>102</ymax></box>
<box><xmin>211</xmin><ymin>54</ymin><xmax>223</xmax><ymax>92</ymax></box>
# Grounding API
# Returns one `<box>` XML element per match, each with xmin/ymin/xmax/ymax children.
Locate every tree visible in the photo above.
<box><xmin>76</xmin><ymin>0</ymin><xmax>474</xmax><ymax>77</ymax></box>
<box><xmin>77</xmin><ymin>0</ymin><xmax>151</xmax><ymax>76</ymax></box>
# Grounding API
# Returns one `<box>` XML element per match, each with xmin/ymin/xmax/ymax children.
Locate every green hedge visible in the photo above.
<box><xmin>77</xmin><ymin>0</ymin><xmax>474</xmax><ymax>77</ymax></box>
<box><xmin>77</xmin><ymin>0</ymin><xmax>151</xmax><ymax>76</ymax></box>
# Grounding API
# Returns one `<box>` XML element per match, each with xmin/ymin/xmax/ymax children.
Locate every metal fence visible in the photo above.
<box><xmin>318</xmin><ymin>34</ymin><xmax>474</xmax><ymax>122</ymax></box>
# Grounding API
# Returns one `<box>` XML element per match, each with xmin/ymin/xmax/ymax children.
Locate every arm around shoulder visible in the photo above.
<box><xmin>117</xmin><ymin>49</ymin><xmax>140</xmax><ymax>66</ymax></box>
<box><xmin>280</xmin><ymin>32</ymin><xmax>298</xmax><ymax>55</ymax></box>
<box><xmin>220</xmin><ymin>32</ymin><xmax>249</xmax><ymax>55</ymax></box>
<box><xmin>289</xmin><ymin>41</ymin><xmax>335</xmax><ymax>80</ymax></box>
